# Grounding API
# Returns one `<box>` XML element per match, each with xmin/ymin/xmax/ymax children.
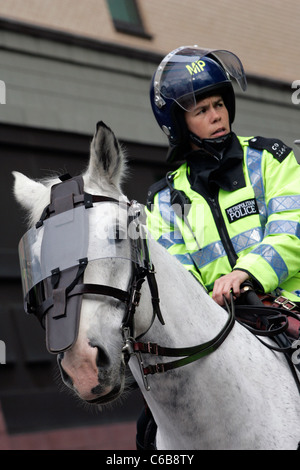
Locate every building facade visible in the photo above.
<box><xmin>0</xmin><ymin>0</ymin><xmax>299</xmax><ymax>447</ymax></box>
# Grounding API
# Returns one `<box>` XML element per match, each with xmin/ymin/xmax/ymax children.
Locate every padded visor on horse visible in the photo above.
<box><xmin>43</xmin><ymin>175</ymin><xmax>86</xmax><ymax>353</ymax></box>
<box><xmin>19</xmin><ymin>203</ymin><xmax>141</xmax><ymax>298</ymax></box>
<box><xmin>18</xmin><ymin>174</ymin><xmax>153</xmax><ymax>355</ymax></box>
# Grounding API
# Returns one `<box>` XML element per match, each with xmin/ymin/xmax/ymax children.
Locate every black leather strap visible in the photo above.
<box><xmin>133</xmin><ymin>295</ymin><xmax>235</xmax><ymax>376</ymax></box>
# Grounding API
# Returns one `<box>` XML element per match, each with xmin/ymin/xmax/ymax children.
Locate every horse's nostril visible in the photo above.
<box><xmin>96</xmin><ymin>347</ymin><xmax>110</xmax><ymax>368</ymax></box>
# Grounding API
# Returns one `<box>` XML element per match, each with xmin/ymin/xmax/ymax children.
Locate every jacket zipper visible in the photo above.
<box><xmin>207</xmin><ymin>195</ymin><xmax>238</xmax><ymax>269</ymax></box>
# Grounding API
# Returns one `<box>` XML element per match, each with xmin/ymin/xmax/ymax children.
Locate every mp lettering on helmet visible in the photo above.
<box><xmin>186</xmin><ymin>60</ymin><xmax>206</xmax><ymax>76</ymax></box>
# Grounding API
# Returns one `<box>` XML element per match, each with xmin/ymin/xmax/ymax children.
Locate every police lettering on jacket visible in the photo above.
<box><xmin>225</xmin><ymin>198</ymin><xmax>259</xmax><ymax>223</ymax></box>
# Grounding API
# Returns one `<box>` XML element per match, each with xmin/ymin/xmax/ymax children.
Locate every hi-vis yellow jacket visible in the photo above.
<box><xmin>146</xmin><ymin>136</ymin><xmax>300</xmax><ymax>301</ymax></box>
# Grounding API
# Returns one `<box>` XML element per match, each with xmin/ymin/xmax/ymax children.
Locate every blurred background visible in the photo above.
<box><xmin>0</xmin><ymin>0</ymin><xmax>299</xmax><ymax>450</ymax></box>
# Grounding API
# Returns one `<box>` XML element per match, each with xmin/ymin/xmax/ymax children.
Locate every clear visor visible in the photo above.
<box><xmin>153</xmin><ymin>46</ymin><xmax>247</xmax><ymax>111</ymax></box>
<box><xmin>18</xmin><ymin>203</ymin><xmax>144</xmax><ymax>299</ymax></box>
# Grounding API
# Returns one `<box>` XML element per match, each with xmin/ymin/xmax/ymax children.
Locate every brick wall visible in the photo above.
<box><xmin>0</xmin><ymin>0</ymin><xmax>299</xmax><ymax>83</ymax></box>
<box><xmin>0</xmin><ymin>402</ymin><xmax>136</xmax><ymax>449</ymax></box>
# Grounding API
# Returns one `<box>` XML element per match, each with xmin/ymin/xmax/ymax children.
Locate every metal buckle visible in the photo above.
<box><xmin>155</xmin><ymin>363</ymin><xmax>165</xmax><ymax>373</ymax></box>
<box><xmin>134</xmin><ymin>351</ymin><xmax>150</xmax><ymax>391</ymax></box>
<box><xmin>130</xmin><ymin>288</ymin><xmax>141</xmax><ymax>307</ymax></box>
<box><xmin>122</xmin><ymin>327</ymin><xmax>150</xmax><ymax>391</ymax></box>
<box><xmin>274</xmin><ymin>296</ymin><xmax>296</xmax><ymax>311</ymax></box>
<box><xmin>147</xmin><ymin>264</ymin><xmax>156</xmax><ymax>274</ymax></box>
<box><xmin>147</xmin><ymin>342</ymin><xmax>159</xmax><ymax>355</ymax></box>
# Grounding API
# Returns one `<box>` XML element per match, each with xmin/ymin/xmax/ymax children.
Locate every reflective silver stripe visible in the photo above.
<box><xmin>265</xmin><ymin>220</ymin><xmax>300</xmax><ymax>238</ymax></box>
<box><xmin>174</xmin><ymin>253</ymin><xmax>193</xmax><ymax>265</ymax></box>
<box><xmin>268</xmin><ymin>195</ymin><xmax>300</xmax><ymax>215</ymax></box>
<box><xmin>191</xmin><ymin>227</ymin><xmax>263</xmax><ymax>269</ymax></box>
<box><xmin>251</xmin><ymin>244</ymin><xmax>288</xmax><ymax>284</ymax></box>
<box><xmin>191</xmin><ymin>240</ymin><xmax>226</xmax><ymax>268</ymax></box>
<box><xmin>246</xmin><ymin>146</ymin><xmax>267</xmax><ymax>228</ymax></box>
<box><xmin>158</xmin><ymin>187</ymin><xmax>178</xmax><ymax>227</ymax></box>
<box><xmin>157</xmin><ymin>230</ymin><xmax>184</xmax><ymax>249</ymax></box>
<box><xmin>231</xmin><ymin>227</ymin><xmax>263</xmax><ymax>253</ymax></box>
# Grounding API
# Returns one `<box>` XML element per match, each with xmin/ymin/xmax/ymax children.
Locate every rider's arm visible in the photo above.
<box><xmin>234</xmin><ymin>146</ymin><xmax>300</xmax><ymax>296</ymax></box>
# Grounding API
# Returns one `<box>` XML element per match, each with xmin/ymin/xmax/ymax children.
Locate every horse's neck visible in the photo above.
<box><xmin>132</xmin><ymin>239</ymin><xmax>230</xmax><ymax>447</ymax></box>
<box><xmin>137</xmin><ymin>236</ymin><xmax>226</xmax><ymax>345</ymax></box>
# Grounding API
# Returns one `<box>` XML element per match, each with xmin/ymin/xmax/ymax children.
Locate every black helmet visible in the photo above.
<box><xmin>150</xmin><ymin>46</ymin><xmax>247</xmax><ymax>161</ymax></box>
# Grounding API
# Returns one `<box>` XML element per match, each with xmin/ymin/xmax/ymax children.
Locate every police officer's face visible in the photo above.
<box><xmin>184</xmin><ymin>95</ymin><xmax>230</xmax><ymax>146</ymax></box>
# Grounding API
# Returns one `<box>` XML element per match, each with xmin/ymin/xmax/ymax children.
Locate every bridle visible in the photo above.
<box><xmin>122</xmin><ymin>297</ymin><xmax>235</xmax><ymax>391</ymax></box>
<box><xmin>21</xmin><ymin>174</ymin><xmax>236</xmax><ymax>390</ymax></box>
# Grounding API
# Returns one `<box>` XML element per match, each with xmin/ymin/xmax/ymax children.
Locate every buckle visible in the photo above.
<box><xmin>155</xmin><ymin>363</ymin><xmax>165</xmax><ymax>373</ymax></box>
<box><xmin>274</xmin><ymin>296</ymin><xmax>296</xmax><ymax>311</ymax></box>
<box><xmin>147</xmin><ymin>342</ymin><xmax>159</xmax><ymax>355</ymax></box>
<box><xmin>130</xmin><ymin>288</ymin><xmax>141</xmax><ymax>307</ymax></box>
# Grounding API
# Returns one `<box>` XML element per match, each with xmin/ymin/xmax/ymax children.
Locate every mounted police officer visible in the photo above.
<box><xmin>146</xmin><ymin>46</ymin><xmax>300</xmax><ymax>307</ymax></box>
<box><xmin>137</xmin><ymin>45</ymin><xmax>300</xmax><ymax>450</ymax></box>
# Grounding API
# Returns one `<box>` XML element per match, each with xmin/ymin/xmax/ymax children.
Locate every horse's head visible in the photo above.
<box><xmin>13</xmin><ymin>122</ymin><xmax>143</xmax><ymax>405</ymax></box>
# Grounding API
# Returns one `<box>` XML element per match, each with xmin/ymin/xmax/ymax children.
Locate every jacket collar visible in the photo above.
<box><xmin>186</xmin><ymin>133</ymin><xmax>246</xmax><ymax>196</ymax></box>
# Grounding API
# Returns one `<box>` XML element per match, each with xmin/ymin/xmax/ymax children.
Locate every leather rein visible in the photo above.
<box><xmin>122</xmin><ymin>295</ymin><xmax>235</xmax><ymax>391</ymax></box>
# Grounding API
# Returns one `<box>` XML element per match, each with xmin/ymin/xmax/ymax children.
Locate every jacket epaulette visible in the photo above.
<box><xmin>248</xmin><ymin>136</ymin><xmax>292</xmax><ymax>162</ymax></box>
<box><xmin>146</xmin><ymin>176</ymin><xmax>168</xmax><ymax>210</ymax></box>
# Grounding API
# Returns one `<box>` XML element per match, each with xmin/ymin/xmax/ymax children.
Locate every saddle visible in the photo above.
<box><xmin>256</xmin><ymin>293</ymin><xmax>300</xmax><ymax>340</ymax></box>
<box><xmin>234</xmin><ymin>283</ymin><xmax>300</xmax><ymax>385</ymax></box>
<box><xmin>235</xmin><ymin>285</ymin><xmax>300</xmax><ymax>340</ymax></box>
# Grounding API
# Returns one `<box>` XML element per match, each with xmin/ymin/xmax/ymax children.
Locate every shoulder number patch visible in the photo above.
<box><xmin>225</xmin><ymin>198</ymin><xmax>259</xmax><ymax>224</ymax></box>
<box><xmin>249</xmin><ymin>136</ymin><xmax>292</xmax><ymax>162</ymax></box>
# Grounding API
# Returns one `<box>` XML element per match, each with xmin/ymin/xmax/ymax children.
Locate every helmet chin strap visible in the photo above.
<box><xmin>189</xmin><ymin>131</ymin><xmax>232</xmax><ymax>160</ymax></box>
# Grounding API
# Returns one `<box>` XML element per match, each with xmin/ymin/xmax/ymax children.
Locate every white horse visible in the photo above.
<box><xmin>13</xmin><ymin>122</ymin><xmax>300</xmax><ymax>450</ymax></box>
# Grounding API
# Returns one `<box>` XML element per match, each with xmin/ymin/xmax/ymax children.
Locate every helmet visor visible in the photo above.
<box><xmin>154</xmin><ymin>46</ymin><xmax>247</xmax><ymax>112</ymax></box>
<box><xmin>18</xmin><ymin>203</ymin><xmax>145</xmax><ymax>300</ymax></box>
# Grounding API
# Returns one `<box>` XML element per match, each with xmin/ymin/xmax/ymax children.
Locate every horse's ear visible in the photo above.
<box><xmin>88</xmin><ymin>121</ymin><xmax>127</xmax><ymax>189</ymax></box>
<box><xmin>12</xmin><ymin>171</ymin><xmax>48</xmax><ymax>210</ymax></box>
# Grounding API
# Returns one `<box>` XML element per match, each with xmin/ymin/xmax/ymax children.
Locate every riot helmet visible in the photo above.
<box><xmin>150</xmin><ymin>46</ymin><xmax>247</xmax><ymax>161</ymax></box>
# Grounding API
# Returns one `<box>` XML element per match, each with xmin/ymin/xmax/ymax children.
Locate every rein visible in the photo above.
<box><xmin>122</xmin><ymin>294</ymin><xmax>236</xmax><ymax>391</ymax></box>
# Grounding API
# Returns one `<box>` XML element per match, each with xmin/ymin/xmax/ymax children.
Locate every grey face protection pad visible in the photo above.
<box><xmin>18</xmin><ymin>176</ymin><xmax>144</xmax><ymax>354</ymax></box>
<box><xmin>42</xmin><ymin>175</ymin><xmax>85</xmax><ymax>353</ymax></box>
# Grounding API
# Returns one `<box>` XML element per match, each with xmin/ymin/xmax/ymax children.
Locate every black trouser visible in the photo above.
<box><xmin>136</xmin><ymin>404</ymin><xmax>157</xmax><ymax>450</ymax></box>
